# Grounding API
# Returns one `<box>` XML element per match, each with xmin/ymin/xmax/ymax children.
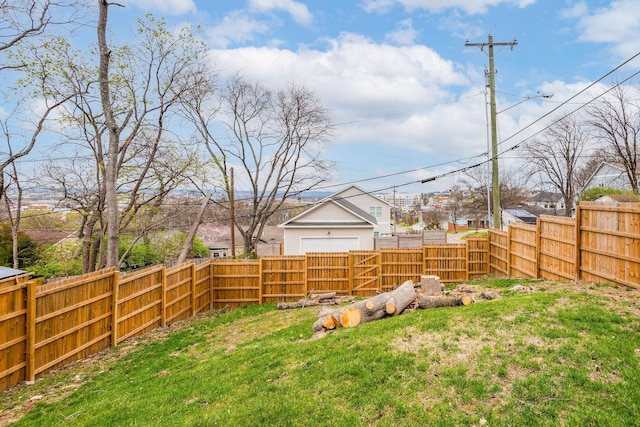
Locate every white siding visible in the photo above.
<box><xmin>333</xmin><ymin>186</ymin><xmax>392</xmax><ymax>235</ymax></box>
<box><xmin>297</xmin><ymin>201</ymin><xmax>361</xmax><ymax>223</ymax></box>
<box><xmin>283</xmin><ymin>227</ymin><xmax>374</xmax><ymax>255</ymax></box>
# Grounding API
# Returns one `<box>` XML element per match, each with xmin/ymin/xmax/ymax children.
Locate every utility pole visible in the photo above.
<box><xmin>465</xmin><ymin>34</ymin><xmax>517</xmax><ymax>230</ymax></box>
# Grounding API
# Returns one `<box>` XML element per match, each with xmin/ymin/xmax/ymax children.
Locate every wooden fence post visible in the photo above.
<box><xmin>161</xmin><ymin>266</ymin><xmax>167</xmax><ymax>328</ymax></box>
<box><xmin>190</xmin><ymin>263</ymin><xmax>196</xmax><ymax>317</ymax></box>
<box><xmin>258</xmin><ymin>258</ymin><xmax>264</xmax><ymax>305</ymax></box>
<box><xmin>506</xmin><ymin>225</ymin><xmax>512</xmax><ymax>277</ymax></box>
<box><xmin>303</xmin><ymin>254</ymin><xmax>309</xmax><ymax>297</ymax></box>
<box><xmin>111</xmin><ymin>270</ymin><xmax>120</xmax><ymax>346</ymax></box>
<box><xmin>208</xmin><ymin>260</ymin><xmax>214</xmax><ymax>311</ymax></box>
<box><xmin>25</xmin><ymin>280</ymin><xmax>36</xmax><ymax>383</ymax></box>
<box><xmin>347</xmin><ymin>252</ymin><xmax>353</xmax><ymax>296</ymax></box>
<box><xmin>464</xmin><ymin>240</ymin><xmax>469</xmax><ymax>281</ymax></box>
<box><xmin>575</xmin><ymin>205</ymin><xmax>582</xmax><ymax>282</ymax></box>
<box><xmin>535</xmin><ymin>218</ymin><xmax>542</xmax><ymax>279</ymax></box>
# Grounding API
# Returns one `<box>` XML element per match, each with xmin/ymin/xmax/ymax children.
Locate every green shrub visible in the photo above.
<box><xmin>578</xmin><ymin>187</ymin><xmax>640</xmax><ymax>202</ymax></box>
<box><xmin>0</xmin><ymin>223</ymin><xmax>39</xmax><ymax>269</ymax></box>
<box><xmin>26</xmin><ymin>241</ymin><xmax>82</xmax><ymax>278</ymax></box>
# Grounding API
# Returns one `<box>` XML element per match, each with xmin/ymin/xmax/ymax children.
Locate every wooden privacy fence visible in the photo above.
<box><xmin>498</xmin><ymin>202</ymin><xmax>640</xmax><ymax>288</ymax></box>
<box><xmin>2</xmin><ymin>201</ymin><xmax>639</xmax><ymax>392</ymax></box>
<box><xmin>0</xmin><ymin>245</ymin><xmax>482</xmax><ymax>391</ymax></box>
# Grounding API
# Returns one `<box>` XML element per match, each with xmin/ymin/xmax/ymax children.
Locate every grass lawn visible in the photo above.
<box><xmin>2</xmin><ymin>277</ymin><xmax>640</xmax><ymax>426</ymax></box>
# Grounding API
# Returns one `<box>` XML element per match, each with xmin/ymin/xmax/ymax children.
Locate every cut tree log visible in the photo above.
<box><xmin>276</xmin><ymin>299</ymin><xmax>321</xmax><ymax>310</ymax></box>
<box><xmin>308</xmin><ymin>291</ymin><xmax>336</xmax><ymax>301</ymax></box>
<box><xmin>480</xmin><ymin>290</ymin><xmax>501</xmax><ymax>300</ymax></box>
<box><xmin>313</xmin><ymin>306</ymin><xmax>350</xmax><ymax>332</ymax></box>
<box><xmin>416</xmin><ymin>294</ymin><xmax>473</xmax><ymax>309</ymax></box>
<box><xmin>385</xmin><ymin>280</ymin><xmax>417</xmax><ymax>315</ymax></box>
<box><xmin>418</xmin><ymin>275</ymin><xmax>443</xmax><ymax>296</ymax></box>
<box><xmin>312</xmin><ymin>280</ymin><xmax>416</xmax><ymax>331</ymax></box>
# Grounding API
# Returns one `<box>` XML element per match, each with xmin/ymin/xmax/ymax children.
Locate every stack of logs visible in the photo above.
<box><xmin>298</xmin><ymin>275</ymin><xmax>499</xmax><ymax>334</ymax></box>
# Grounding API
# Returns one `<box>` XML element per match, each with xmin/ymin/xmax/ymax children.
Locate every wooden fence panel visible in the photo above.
<box><xmin>261</xmin><ymin>256</ymin><xmax>306</xmax><ymax>303</ymax></box>
<box><xmin>0</xmin><ymin>281</ymin><xmax>28</xmax><ymax>390</ymax></box>
<box><xmin>424</xmin><ymin>244</ymin><xmax>467</xmax><ymax>283</ymax></box>
<box><xmin>578</xmin><ymin>203</ymin><xmax>640</xmax><ymax>289</ymax></box>
<box><xmin>116</xmin><ymin>265</ymin><xmax>164</xmax><ymax>345</ymax></box>
<box><xmin>211</xmin><ymin>260</ymin><xmax>261</xmax><ymax>308</ymax></box>
<box><xmin>350</xmin><ymin>251</ymin><xmax>381</xmax><ymax>296</ymax></box>
<box><xmin>467</xmin><ymin>237</ymin><xmax>490</xmax><ymax>280</ymax></box>
<box><xmin>539</xmin><ymin>215</ymin><xmax>576</xmax><ymax>281</ymax></box>
<box><xmin>508</xmin><ymin>224</ymin><xmax>537</xmax><ymax>279</ymax></box>
<box><xmin>194</xmin><ymin>262</ymin><xmax>213</xmax><ymax>314</ymax></box>
<box><xmin>489</xmin><ymin>230</ymin><xmax>508</xmax><ymax>276</ymax></box>
<box><xmin>165</xmin><ymin>263</ymin><xmax>194</xmax><ymax>325</ymax></box>
<box><xmin>34</xmin><ymin>269</ymin><xmax>116</xmax><ymax>377</ymax></box>
<box><xmin>306</xmin><ymin>252</ymin><xmax>349</xmax><ymax>295</ymax></box>
<box><xmin>380</xmin><ymin>248</ymin><xmax>423</xmax><ymax>292</ymax></box>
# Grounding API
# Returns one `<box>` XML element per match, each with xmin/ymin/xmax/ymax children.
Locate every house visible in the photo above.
<box><xmin>502</xmin><ymin>207</ymin><xmax>538</xmax><ymax>229</ymax></box>
<box><xmin>529</xmin><ymin>191</ymin><xmax>565</xmax><ymax>211</ymax></box>
<box><xmin>279</xmin><ymin>185</ymin><xmax>390</xmax><ymax>255</ymax></box>
<box><xmin>582</xmin><ymin>162</ymin><xmax>639</xmax><ymax>192</ymax></box>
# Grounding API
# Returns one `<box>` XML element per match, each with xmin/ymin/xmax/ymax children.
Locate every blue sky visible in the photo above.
<box><xmin>90</xmin><ymin>1</ymin><xmax>640</xmax><ymax>194</ymax></box>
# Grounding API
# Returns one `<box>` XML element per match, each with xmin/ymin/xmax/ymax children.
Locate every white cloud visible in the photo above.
<box><xmin>559</xmin><ymin>1</ymin><xmax>588</xmax><ymax>19</ymax></box>
<box><xmin>361</xmin><ymin>0</ymin><xmax>533</xmax><ymax>15</ymax></box>
<box><xmin>206</xmin><ymin>11</ymin><xmax>271</xmax><ymax>49</ymax></box>
<box><xmin>248</xmin><ymin>0</ymin><xmax>313</xmax><ymax>25</ymax></box>
<box><xmin>209</xmin><ymin>33</ymin><xmax>476</xmax><ymax>161</ymax></box>
<box><xmin>121</xmin><ymin>0</ymin><xmax>197</xmax><ymax>15</ymax></box>
<box><xmin>574</xmin><ymin>0</ymin><xmax>640</xmax><ymax>59</ymax></box>
<box><xmin>385</xmin><ymin>19</ymin><xmax>420</xmax><ymax>46</ymax></box>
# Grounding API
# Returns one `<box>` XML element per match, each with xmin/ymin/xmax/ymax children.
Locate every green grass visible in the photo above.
<box><xmin>4</xmin><ymin>278</ymin><xmax>640</xmax><ymax>426</ymax></box>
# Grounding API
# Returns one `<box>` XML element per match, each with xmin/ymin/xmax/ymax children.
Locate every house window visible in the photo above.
<box><xmin>369</xmin><ymin>206</ymin><xmax>382</xmax><ymax>218</ymax></box>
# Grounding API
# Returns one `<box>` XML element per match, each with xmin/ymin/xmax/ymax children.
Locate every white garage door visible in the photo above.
<box><xmin>301</xmin><ymin>237</ymin><xmax>359</xmax><ymax>253</ymax></box>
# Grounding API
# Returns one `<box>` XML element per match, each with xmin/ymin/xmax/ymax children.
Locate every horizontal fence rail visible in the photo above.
<box><xmin>1</xmin><ymin>202</ymin><xmax>639</xmax><ymax>392</ymax></box>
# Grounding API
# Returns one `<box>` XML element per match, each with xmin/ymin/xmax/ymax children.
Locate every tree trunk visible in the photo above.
<box><xmin>177</xmin><ymin>193</ymin><xmax>211</xmax><ymax>264</ymax></box>
<box><xmin>385</xmin><ymin>280</ymin><xmax>417</xmax><ymax>315</ymax></box>
<box><xmin>277</xmin><ymin>300</ymin><xmax>321</xmax><ymax>310</ymax></box>
<box><xmin>416</xmin><ymin>294</ymin><xmax>473</xmax><ymax>309</ymax></box>
<box><xmin>98</xmin><ymin>0</ymin><xmax>120</xmax><ymax>268</ymax></box>
<box><xmin>312</xmin><ymin>281</ymin><xmax>416</xmax><ymax>332</ymax></box>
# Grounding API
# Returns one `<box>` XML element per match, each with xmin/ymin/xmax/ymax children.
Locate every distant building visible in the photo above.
<box><xmin>280</xmin><ymin>185</ymin><xmax>390</xmax><ymax>255</ymax></box>
<box><xmin>502</xmin><ymin>207</ymin><xmax>538</xmax><ymax>229</ymax></box>
<box><xmin>379</xmin><ymin>193</ymin><xmax>421</xmax><ymax>213</ymax></box>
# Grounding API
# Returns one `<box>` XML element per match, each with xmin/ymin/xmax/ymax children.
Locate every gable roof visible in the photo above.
<box><xmin>582</xmin><ymin>161</ymin><xmax>634</xmax><ymax>191</ymax></box>
<box><xmin>324</xmin><ymin>185</ymin><xmax>389</xmax><ymax>207</ymax></box>
<box><xmin>530</xmin><ymin>191</ymin><xmax>563</xmax><ymax>203</ymax></box>
<box><xmin>280</xmin><ymin>196</ymin><xmax>377</xmax><ymax>228</ymax></box>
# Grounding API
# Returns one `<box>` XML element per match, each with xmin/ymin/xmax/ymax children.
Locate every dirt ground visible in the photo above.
<box><xmin>1</xmin><ymin>280</ymin><xmax>638</xmax><ymax>426</ymax></box>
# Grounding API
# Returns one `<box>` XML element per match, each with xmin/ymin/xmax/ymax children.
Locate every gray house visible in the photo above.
<box><xmin>582</xmin><ymin>162</ymin><xmax>639</xmax><ymax>192</ymax></box>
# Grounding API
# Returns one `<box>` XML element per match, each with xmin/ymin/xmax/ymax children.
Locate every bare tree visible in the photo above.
<box><xmin>27</xmin><ymin>10</ymin><xmax>211</xmax><ymax>271</ymax></box>
<box><xmin>0</xmin><ymin>0</ymin><xmax>88</xmax><ymax>202</ymax></box>
<box><xmin>445</xmin><ymin>186</ymin><xmax>465</xmax><ymax>232</ymax></box>
<box><xmin>587</xmin><ymin>84</ymin><xmax>640</xmax><ymax>194</ymax></box>
<box><xmin>461</xmin><ymin>167</ymin><xmax>490</xmax><ymax>224</ymax></box>
<box><xmin>184</xmin><ymin>75</ymin><xmax>333</xmax><ymax>256</ymax></box>
<box><xmin>523</xmin><ymin>116</ymin><xmax>590</xmax><ymax>216</ymax></box>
